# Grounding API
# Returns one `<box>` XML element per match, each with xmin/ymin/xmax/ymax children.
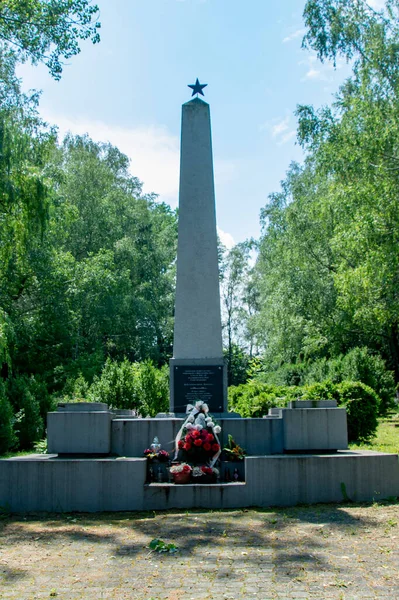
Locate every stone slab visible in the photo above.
<box><xmin>111</xmin><ymin>418</ymin><xmax>183</xmax><ymax>457</ymax></box>
<box><xmin>283</xmin><ymin>408</ymin><xmax>348</xmax><ymax>451</ymax></box>
<box><xmin>57</xmin><ymin>402</ymin><xmax>108</xmax><ymax>412</ymax></box>
<box><xmin>1</xmin><ymin>451</ymin><xmax>397</xmax><ymax>512</ymax></box>
<box><xmin>111</xmin><ymin>417</ymin><xmax>284</xmax><ymax>458</ymax></box>
<box><xmin>0</xmin><ymin>456</ymin><xmax>146</xmax><ymax>512</ymax></box>
<box><xmin>170</xmin><ymin>357</ymin><xmax>227</xmax><ymax>414</ymax></box>
<box><xmin>288</xmin><ymin>399</ymin><xmax>337</xmax><ymax>409</ymax></box>
<box><xmin>143</xmin><ymin>482</ymin><xmax>248</xmax><ymax>510</ymax></box>
<box><xmin>220</xmin><ymin>418</ymin><xmax>284</xmax><ymax>455</ymax></box>
<box><xmin>172</xmin><ymin>363</ymin><xmax>224</xmax><ymax>413</ymax></box>
<box><xmin>110</xmin><ymin>410</ymin><xmax>346</xmax><ymax>458</ymax></box>
<box><xmin>245</xmin><ymin>451</ymin><xmax>399</xmax><ymax>506</ymax></box>
<box><xmin>47</xmin><ymin>411</ymin><xmax>112</xmax><ymax>454</ymax></box>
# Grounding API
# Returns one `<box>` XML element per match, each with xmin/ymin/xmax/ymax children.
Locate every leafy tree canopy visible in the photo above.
<box><xmin>0</xmin><ymin>0</ymin><xmax>100</xmax><ymax>79</ymax></box>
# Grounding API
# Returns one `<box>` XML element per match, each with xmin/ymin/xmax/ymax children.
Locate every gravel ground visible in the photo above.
<box><xmin>0</xmin><ymin>502</ymin><xmax>398</xmax><ymax>600</ymax></box>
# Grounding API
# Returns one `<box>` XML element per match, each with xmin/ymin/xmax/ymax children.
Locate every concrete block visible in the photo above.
<box><xmin>219</xmin><ymin>418</ymin><xmax>284</xmax><ymax>455</ymax></box>
<box><xmin>0</xmin><ymin>456</ymin><xmax>146</xmax><ymax>512</ymax></box>
<box><xmin>143</xmin><ymin>482</ymin><xmax>249</xmax><ymax>510</ymax></box>
<box><xmin>47</xmin><ymin>411</ymin><xmax>112</xmax><ymax>454</ymax></box>
<box><xmin>245</xmin><ymin>451</ymin><xmax>399</xmax><ymax>506</ymax></box>
<box><xmin>288</xmin><ymin>400</ymin><xmax>337</xmax><ymax>409</ymax></box>
<box><xmin>111</xmin><ymin>418</ymin><xmax>183</xmax><ymax>457</ymax></box>
<box><xmin>111</xmin><ymin>417</ymin><xmax>285</xmax><ymax>457</ymax></box>
<box><xmin>283</xmin><ymin>408</ymin><xmax>348</xmax><ymax>451</ymax></box>
<box><xmin>268</xmin><ymin>408</ymin><xmax>284</xmax><ymax>416</ymax></box>
<box><xmin>111</xmin><ymin>409</ymin><xmax>136</xmax><ymax>417</ymax></box>
<box><xmin>57</xmin><ymin>402</ymin><xmax>108</xmax><ymax>412</ymax></box>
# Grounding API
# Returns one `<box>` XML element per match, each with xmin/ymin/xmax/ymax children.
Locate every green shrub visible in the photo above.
<box><xmin>88</xmin><ymin>358</ymin><xmax>169</xmax><ymax>416</ymax></box>
<box><xmin>223</xmin><ymin>344</ymin><xmax>250</xmax><ymax>386</ymax></box>
<box><xmin>255</xmin><ymin>361</ymin><xmax>308</xmax><ymax>387</ymax></box>
<box><xmin>0</xmin><ymin>380</ymin><xmax>16</xmax><ymax>454</ymax></box>
<box><xmin>89</xmin><ymin>358</ymin><xmax>139</xmax><ymax>410</ymax></box>
<box><xmin>340</xmin><ymin>348</ymin><xmax>395</xmax><ymax>416</ymax></box>
<box><xmin>333</xmin><ymin>381</ymin><xmax>380</xmax><ymax>443</ymax></box>
<box><xmin>8</xmin><ymin>376</ymin><xmax>44</xmax><ymax>449</ymax></box>
<box><xmin>71</xmin><ymin>373</ymin><xmax>91</xmax><ymax>400</ymax></box>
<box><xmin>256</xmin><ymin>347</ymin><xmax>395</xmax><ymax>416</ymax></box>
<box><xmin>28</xmin><ymin>377</ymin><xmax>56</xmax><ymax>420</ymax></box>
<box><xmin>298</xmin><ymin>380</ymin><xmax>337</xmax><ymax>401</ymax></box>
<box><xmin>229</xmin><ymin>378</ymin><xmax>380</xmax><ymax>443</ymax></box>
<box><xmin>136</xmin><ymin>361</ymin><xmax>169</xmax><ymax>417</ymax></box>
<box><xmin>228</xmin><ymin>382</ymin><xmax>294</xmax><ymax>417</ymax></box>
<box><xmin>297</xmin><ymin>380</ymin><xmax>380</xmax><ymax>442</ymax></box>
<box><xmin>33</xmin><ymin>438</ymin><xmax>48</xmax><ymax>454</ymax></box>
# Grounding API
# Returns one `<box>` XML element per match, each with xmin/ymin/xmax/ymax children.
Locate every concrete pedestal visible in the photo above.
<box><xmin>1</xmin><ymin>451</ymin><xmax>398</xmax><ymax>512</ymax></box>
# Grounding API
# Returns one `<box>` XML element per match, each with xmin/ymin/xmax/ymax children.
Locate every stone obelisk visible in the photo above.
<box><xmin>170</xmin><ymin>80</ymin><xmax>226</xmax><ymax>415</ymax></box>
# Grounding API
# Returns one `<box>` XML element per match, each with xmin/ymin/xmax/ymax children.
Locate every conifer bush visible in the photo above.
<box><xmin>8</xmin><ymin>376</ymin><xmax>44</xmax><ymax>449</ymax></box>
<box><xmin>0</xmin><ymin>380</ymin><xmax>16</xmax><ymax>454</ymax></box>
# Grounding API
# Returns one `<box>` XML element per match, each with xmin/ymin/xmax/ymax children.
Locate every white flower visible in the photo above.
<box><xmin>207</xmin><ymin>422</ymin><xmax>215</xmax><ymax>429</ymax></box>
<box><xmin>187</xmin><ymin>415</ymin><xmax>194</xmax><ymax>423</ymax></box>
<box><xmin>195</xmin><ymin>400</ymin><xmax>204</xmax><ymax>409</ymax></box>
<box><xmin>202</xmin><ymin>403</ymin><xmax>209</xmax><ymax>413</ymax></box>
<box><xmin>195</xmin><ymin>413</ymin><xmax>206</xmax><ymax>426</ymax></box>
<box><xmin>195</xmin><ymin>424</ymin><xmax>203</xmax><ymax>431</ymax></box>
<box><xmin>214</xmin><ymin>425</ymin><xmax>221</xmax><ymax>434</ymax></box>
<box><xmin>186</xmin><ymin>423</ymin><xmax>193</xmax><ymax>430</ymax></box>
<box><xmin>192</xmin><ymin>467</ymin><xmax>203</xmax><ymax>477</ymax></box>
<box><xmin>205</xmin><ymin>417</ymin><xmax>212</xmax><ymax>424</ymax></box>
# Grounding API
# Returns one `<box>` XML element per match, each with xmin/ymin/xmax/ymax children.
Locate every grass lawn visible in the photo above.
<box><xmin>0</xmin><ymin>450</ymin><xmax>36</xmax><ymax>459</ymax></box>
<box><xmin>349</xmin><ymin>411</ymin><xmax>399</xmax><ymax>454</ymax></box>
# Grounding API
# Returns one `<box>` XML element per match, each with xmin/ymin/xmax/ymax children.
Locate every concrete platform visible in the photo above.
<box><xmin>110</xmin><ymin>411</ymin><xmax>347</xmax><ymax>458</ymax></box>
<box><xmin>1</xmin><ymin>451</ymin><xmax>398</xmax><ymax>512</ymax></box>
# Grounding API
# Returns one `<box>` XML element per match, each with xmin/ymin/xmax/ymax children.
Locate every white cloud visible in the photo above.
<box><xmin>261</xmin><ymin>115</ymin><xmax>296</xmax><ymax>146</ymax></box>
<box><xmin>306</xmin><ymin>68</ymin><xmax>323</xmax><ymax>80</ymax></box>
<box><xmin>283</xmin><ymin>28</ymin><xmax>306</xmax><ymax>43</ymax></box>
<box><xmin>280</xmin><ymin>130</ymin><xmax>296</xmax><ymax>145</ymax></box>
<box><xmin>271</xmin><ymin>116</ymin><xmax>290</xmax><ymax>138</ymax></box>
<box><xmin>299</xmin><ymin>55</ymin><xmax>327</xmax><ymax>81</ymax></box>
<box><xmin>368</xmin><ymin>0</ymin><xmax>386</xmax><ymax>10</ymax></box>
<box><xmin>299</xmin><ymin>53</ymin><xmax>348</xmax><ymax>82</ymax></box>
<box><xmin>41</xmin><ymin>111</ymin><xmax>181</xmax><ymax>203</ymax></box>
<box><xmin>217</xmin><ymin>227</ymin><xmax>235</xmax><ymax>250</ymax></box>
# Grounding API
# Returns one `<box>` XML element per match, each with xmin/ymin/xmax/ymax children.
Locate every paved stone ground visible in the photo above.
<box><xmin>0</xmin><ymin>503</ymin><xmax>398</xmax><ymax>600</ymax></box>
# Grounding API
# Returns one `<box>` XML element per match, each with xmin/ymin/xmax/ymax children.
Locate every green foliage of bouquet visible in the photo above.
<box><xmin>222</xmin><ymin>434</ymin><xmax>246</xmax><ymax>461</ymax></box>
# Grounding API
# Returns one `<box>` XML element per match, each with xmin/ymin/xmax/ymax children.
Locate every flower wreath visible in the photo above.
<box><xmin>173</xmin><ymin>400</ymin><xmax>222</xmax><ymax>467</ymax></box>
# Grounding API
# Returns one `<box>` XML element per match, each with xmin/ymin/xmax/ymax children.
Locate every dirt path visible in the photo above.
<box><xmin>1</xmin><ymin>502</ymin><xmax>398</xmax><ymax>599</ymax></box>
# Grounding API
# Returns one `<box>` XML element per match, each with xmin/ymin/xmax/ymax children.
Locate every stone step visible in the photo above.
<box><xmin>145</xmin><ymin>482</ymin><xmax>246</xmax><ymax>488</ymax></box>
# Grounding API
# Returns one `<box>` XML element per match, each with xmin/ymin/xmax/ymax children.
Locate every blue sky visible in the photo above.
<box><xmin>17</xmin><ymin>0</ymin><xmax>361</xmax><ymax>247</ymax></box>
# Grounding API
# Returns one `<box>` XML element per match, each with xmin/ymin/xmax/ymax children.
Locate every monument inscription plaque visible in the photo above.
<box><xmin>173</xmin><ymin>365</ymin><xmax>223</xmax><ymax>413</ymax></box>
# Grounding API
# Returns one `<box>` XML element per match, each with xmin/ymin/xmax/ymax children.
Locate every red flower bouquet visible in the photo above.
<box><xmin>169</xmin><ymin>462</ymin><xmax>192</xmax><ymax>484</ymax></box>
<box><xmin>174</xmin><ymin>400</ymin><xmax>222</xmax><ymax>467</ymax></box>
<box><xmin>178</xmin><ymin>426</ymin><xmax>220</xmax><ymax>464</ymax></box>
<box><xmin>192</xmin><ymin>465</ymin><xmax>219</xmax><ymax>483</ymax></box>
